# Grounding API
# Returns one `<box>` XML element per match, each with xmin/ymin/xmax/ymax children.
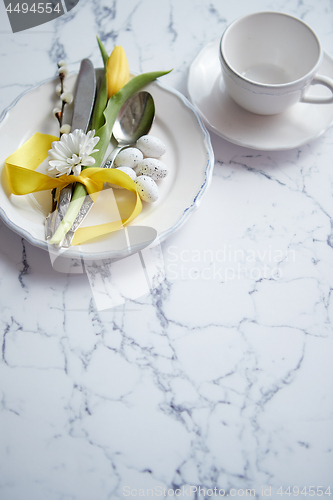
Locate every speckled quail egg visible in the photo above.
<box><xmin>109</xmin><ymin>166</ymin><xmax>137</xmax><ymax>189</ymax></box>
<box><xmin>114</xmin><ymin>147</ymin><xmax>143</xmax><ymax>168</ymax></box>
<box><xmin>136</xmin><ymin>158</ymin><xmax>168</xmax><ymax>180</ymax></box>
<box><xmin>134</xmin><ymin>175</ymin><xmax>159</xmax><ymax>203</ymax></box>
<box><xmin>115</xmin><ymin>166</ymin><xmax>137</xmax><ymax>181</ymax></box>
<box><xmin>136</xmin><ymin>135</ymin><xmax>167</xmax><ymax>158</ymax></box>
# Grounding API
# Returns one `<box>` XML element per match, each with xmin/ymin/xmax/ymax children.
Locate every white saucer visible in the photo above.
<box><xmin>188</xmin><ymin>39</ymin><xmax>333</xmax><ymax>150</ymax></box>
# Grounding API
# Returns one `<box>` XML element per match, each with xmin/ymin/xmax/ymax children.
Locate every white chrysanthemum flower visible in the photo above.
<box><xmin>48</xmin><ymin>129</ymin><xmax>99</xmax><ymax>177</ymax></box>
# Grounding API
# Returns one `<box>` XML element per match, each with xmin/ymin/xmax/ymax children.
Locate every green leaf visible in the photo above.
<box><xmin>91</xmin><ymin>37</ymin><xmax>109</xmax><ymax>131</ymax></box>
<box><xmin>91</xmin><ymin>71</ymin><xmax>108</xmax><ymax>131</ymax></box>
<box><xmin>96</xmin><ymin>36</ymin><xmax>109</xmax><ymax>68</ymax></box>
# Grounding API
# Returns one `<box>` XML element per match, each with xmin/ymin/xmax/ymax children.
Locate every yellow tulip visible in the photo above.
<box><xmin>106</xmin><ymin>45</ymin><xmax>129</xmax><ymax>99</ymax></box>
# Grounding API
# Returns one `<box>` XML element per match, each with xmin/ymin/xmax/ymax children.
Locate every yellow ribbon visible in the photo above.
<box><xmin>5</xmin><ymin>132</ymin><xmax>142</xmax><ymax>245</ymax></box>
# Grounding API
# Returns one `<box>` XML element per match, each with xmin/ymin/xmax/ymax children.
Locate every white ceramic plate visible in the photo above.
<box><xmin>188</xmin><ymin>39</ymin><xmax>333</xmax><ymax>150</ymax></box>
<box><xmin>0</xmin><ymin>73</ymin><xmax>214</xmax><ymax>259</ymax></box>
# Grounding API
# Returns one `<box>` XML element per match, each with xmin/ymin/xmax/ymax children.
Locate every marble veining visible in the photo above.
<box><xmin>1</xmin><ymin>0</ymin><xmax>333</xmax><ymax>499</ymax></box>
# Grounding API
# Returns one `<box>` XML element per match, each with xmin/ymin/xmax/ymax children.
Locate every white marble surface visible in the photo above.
<box><xmin>1</xmin><ymin>0</ymin><xmax>333</xmax><ymax>499</ymax></box>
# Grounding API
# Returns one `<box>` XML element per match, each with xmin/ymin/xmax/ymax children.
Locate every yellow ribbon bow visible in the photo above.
<box><xmin>5</xmin><ymin>132</ymin><xmax>142</xmax><ymax>245</ymax></box>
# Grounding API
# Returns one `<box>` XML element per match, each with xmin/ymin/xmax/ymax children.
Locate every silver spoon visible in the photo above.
<box><xmin>59</xmin><ymin>91</ymin><xmax>155</xmax><ymax>247</ymax></box>
<box><xmin>104</xmin><ymin>91</ymin><xmax>155</xmax><ymax>167</ymax></box>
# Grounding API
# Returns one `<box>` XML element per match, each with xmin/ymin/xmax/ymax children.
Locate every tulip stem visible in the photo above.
<box><xmin>49</xmin><ymin>183</ymin><xmax>86</xmax><ymax>246</ymax></box>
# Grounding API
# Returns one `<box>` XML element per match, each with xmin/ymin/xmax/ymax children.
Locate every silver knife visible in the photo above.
<box><xmin>71</xmin><ymin>58</ymin><xmax>96</xmax><ymax>132</ymax></box>
<box><xmin>45</xmin><ymin>58</ymin><xmax>96</xmax><ymax>241</ymax></box>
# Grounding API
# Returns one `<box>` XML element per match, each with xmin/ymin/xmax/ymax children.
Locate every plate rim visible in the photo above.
<box><xmin>0</xmin><ymin>72</ymin><xmax>214</xmax><ymax>259</ymax></box>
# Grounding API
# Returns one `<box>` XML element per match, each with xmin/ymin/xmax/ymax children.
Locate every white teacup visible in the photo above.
<box><xmin>219</xmin><ymin>12</ymin><xmax>333</xmax><ymax>115</ymax></box>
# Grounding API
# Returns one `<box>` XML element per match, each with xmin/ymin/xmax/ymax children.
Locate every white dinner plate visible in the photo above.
<box><xmin>0</xmin><ymin>73</ymin><xmax>214</xmax><ymax>259</ymax></box>
<box><xmin>188</xmin><ymin>39</ymin><xmax>333</xmax><ymax>150</ymax></box>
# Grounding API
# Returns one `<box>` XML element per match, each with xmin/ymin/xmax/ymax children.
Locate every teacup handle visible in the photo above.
<box><xmin>301</xmin><ymin>75</ymin><xmax>333</xmax><ymax>104</ymax></box>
